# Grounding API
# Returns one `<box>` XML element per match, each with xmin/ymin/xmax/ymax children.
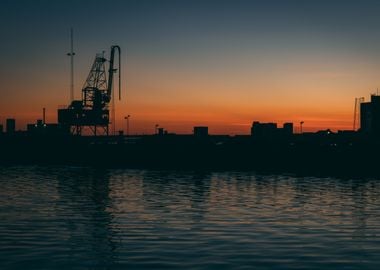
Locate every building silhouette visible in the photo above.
<box><xmin>360</xmin><ymin>94</ymin><xmax>380</xmax><ymax>136</ymax></box>
<box><xmin>6</xmin><ymin>118</ymin><xmax>15</xmax><ymax>134</ymax></box>
<box><xmin>157</xmin><ymin>127</ymin><xmax>164</xmax><ymax>135</ymax></box>
<box><xmin>193</xmin><ymin>126</ymin><xmax>208</xmax><ymax>137</ymax></box>
<box><xmin>283</xmin><ymin>122</ymin><xmax>293</xmax><ymax>137</ymax></box>
<box><xmin>251</xmin><ymin>122</ymin><xmax>293</xmax><ymax>139</ymax></box>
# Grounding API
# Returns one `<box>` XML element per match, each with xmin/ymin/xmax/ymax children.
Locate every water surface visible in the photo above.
<box><xmin>1</xmin><ymin>166</ymin><xmax>380</xmax><ymax>269</ymax></box>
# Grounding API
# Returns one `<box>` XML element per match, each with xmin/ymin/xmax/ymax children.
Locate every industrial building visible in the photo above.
<box><xmin>251</xmin><ymin>121</ymin><xmax>293</xmax><ymax>139</ymax></box>
<box><xmin>283</xmin><ymin>123</ymin><xmax>293</xmax><ymax>136</ymax></box>
<box><xmin>193</xmin><ymin>126</ymin><xmax>209</xmax><ymax>137</ymax></box>
<box><xmin>251</xmin><ymin>122</ymin><xmax>277</xmax><ymax>138</ymax></box>
<box><xmin>27</xmin><ymin>119</ymin><xmax>67</xmax><ymax>136</ymax></box>
<box><xmin>360</xmin><ymin>94</ymin><xmax>380</xmax><ymax>136</ymax></box>
<box><xmin>6</xmin><ymin>118</ymin><xmax>15</xmax><ymax>134</ymax></box>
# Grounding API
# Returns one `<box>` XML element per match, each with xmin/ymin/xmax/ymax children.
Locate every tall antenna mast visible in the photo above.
<box><xmin>67</xmin><ymin>27</ymin><xmax>75</xmax><ymax>102</ymax></box>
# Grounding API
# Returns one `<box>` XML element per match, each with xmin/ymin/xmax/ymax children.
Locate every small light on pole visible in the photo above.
<box><xmin>124</xmin><ymin>115</ymin><xmax>130</xmax><ymax>136</ymax></box>
<box><xmin>300</xmin><ymin>121</ymin><xmax>304</xmax><ymax>134</ymax></box>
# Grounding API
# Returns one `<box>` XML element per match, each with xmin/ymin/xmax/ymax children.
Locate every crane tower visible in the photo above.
<box><xmin>58</xmin><ymin>45</ymin><xmax>121</xmax><ymax>135</ymax></box>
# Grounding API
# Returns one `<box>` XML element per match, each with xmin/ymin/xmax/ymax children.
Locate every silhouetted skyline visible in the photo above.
<box><xmin>2</xmin><ymin>0</ymin><xmax>380</xmax><ymax>134</ymax></box>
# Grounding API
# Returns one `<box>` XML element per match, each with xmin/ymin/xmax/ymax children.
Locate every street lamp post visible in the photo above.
<box><xmin>124</xmin><ymin>115</ymin><xmax>130</xmax><ymax>136</ymax></box>
<box><xmin>300</xmin><ymin>121</ymin><xmax>304</xmax><ymax>134</ymax></box>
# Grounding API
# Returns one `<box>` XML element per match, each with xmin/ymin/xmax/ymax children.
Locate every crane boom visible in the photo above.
<box><xmin>107</xmin><ymin>45</ymin><xmax>121</xmax><ymax>101</ymax></box>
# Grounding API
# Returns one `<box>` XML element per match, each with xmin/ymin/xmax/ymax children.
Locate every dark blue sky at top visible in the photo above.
<box><xmin>2</xmin><ymin>0</ymin><xmax>380</xmax><ymax>58</ymax></box>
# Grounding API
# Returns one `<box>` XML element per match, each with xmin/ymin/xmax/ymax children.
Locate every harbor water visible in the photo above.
<box><xmin>1</xmin><ymin>166</ymin><xmax>380</xmax><ymax>269</ymax></box>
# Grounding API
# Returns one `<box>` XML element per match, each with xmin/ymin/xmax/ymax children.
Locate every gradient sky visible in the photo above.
<box><xmin>1</xmin><ymin>0</ymin><xmax>380</xmax><ymax>134</ymax></box>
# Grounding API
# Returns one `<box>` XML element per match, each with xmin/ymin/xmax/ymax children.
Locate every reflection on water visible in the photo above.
<box><xmin>1</xmin><ymin>166</ymin><xmax>380</xmax><ymax>269</ymax></box>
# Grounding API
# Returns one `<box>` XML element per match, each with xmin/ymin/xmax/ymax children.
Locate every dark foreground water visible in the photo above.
<box><xmin>1</xmin><ymin>166</ymin><xmax>380</xmax><ymax>269</ymax></box>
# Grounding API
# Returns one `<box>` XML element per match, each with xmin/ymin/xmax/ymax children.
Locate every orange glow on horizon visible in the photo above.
<box><xmin>1</xmin><ymin>105</ymin><xmax>354</xmax><ymax>135</ymax></box>
<box><xmin>0</xmin><ymin>84</ymin><xmax>357</xmax><ymax>135</ymax></box>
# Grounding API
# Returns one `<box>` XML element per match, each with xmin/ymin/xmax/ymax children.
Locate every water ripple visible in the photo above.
<box><xmin>1</xmin><ymin>166</ymin><xmax>380</xmax><ymax>269</ymax></box>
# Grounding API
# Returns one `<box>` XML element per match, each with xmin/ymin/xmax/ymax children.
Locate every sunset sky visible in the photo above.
<box><xmin>1</xmin><ymin>0</ymin><xmax>380</xmax><ymax>134</ymax></box>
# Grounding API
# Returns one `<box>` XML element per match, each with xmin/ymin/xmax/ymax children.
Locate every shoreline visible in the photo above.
<box><xmin>1</xmin><ymin>133</ymin><xmax>379</xmax><ymax>178</ymax></box>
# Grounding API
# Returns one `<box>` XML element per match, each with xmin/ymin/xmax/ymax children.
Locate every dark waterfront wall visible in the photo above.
<box><xmin>1</xmin><ymin>131</ymin><xmax>379</xmax><ymax>177</ymax></box>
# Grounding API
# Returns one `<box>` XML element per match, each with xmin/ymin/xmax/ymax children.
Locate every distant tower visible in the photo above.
<box><xmin>67</xmin><ymin>27</ymin><xmax>75</xmax><ymax>102</ymax></box>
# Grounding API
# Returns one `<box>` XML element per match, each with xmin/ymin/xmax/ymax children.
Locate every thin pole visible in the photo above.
<box><xmin>353</xmin><ymin>98</ymin><xmax>357</xmax><ymax>131</ymax></box>
<box><xmin>127</xmin><ymin>117</ymin><xmax>129</xmax><ymax>136</ymax></box>
<box><xmin>124</xmin><ymin>115</ymin><xmax>130</xmax><ymax>136</ymax></box>
<box><xmin>43</xmin><ymin>107</ymin><xmax>46</xmax><ymax>124</ymax></box>
<box><xmin>155</xmin><ymin>124</ymin><xmax>159</xmax><ymax>135</ymax></box>
<box><xmin>127</xmin><ymin>115</ymin><xmax>130</xmax><ymax>136</ymax></box>
<box><xmin>67</xmin><ymin>27</ymin><xmax>75</xmax><ymax>102</ymax></box>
